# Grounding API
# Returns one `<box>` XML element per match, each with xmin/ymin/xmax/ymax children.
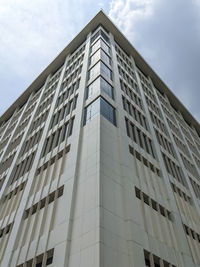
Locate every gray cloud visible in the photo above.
<box><xmin>109</xmin><ymin>0</ymin><xmax>200</xmax><ymax>122</ymax></box>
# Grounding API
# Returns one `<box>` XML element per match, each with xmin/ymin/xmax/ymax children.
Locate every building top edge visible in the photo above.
<box><xmin>0</xmin><ymin>10</ymin><xmax>199</xmax><ymax>134</ymax></box>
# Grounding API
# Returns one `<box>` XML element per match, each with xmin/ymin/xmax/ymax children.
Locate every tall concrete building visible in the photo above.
<box><xmin>0</xmin><ymin>10</ymin><xmax>199</xmax><ymax>267</ymax></box>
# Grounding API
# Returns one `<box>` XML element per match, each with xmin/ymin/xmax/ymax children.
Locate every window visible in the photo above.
<box><xmin>101</xmin><ymin>78</ymin><xmax>113</xmax><ymax>98</ymax></box>
<box><xmin>86</xmin><ymin>77</ymin><xmax>113</xmax><ymax>100</ymax></box>
<box><xmin>16</xmin><ymin>249</ymin><xmax>54</xmax><ymax>267</ymax></box>
<box><xmin>84</xmin><ymin>97</ymin><xmax>116</xmax><ymax>126</ymax></box>
<box><xmin>100</xmin><ymin>97</ymin><xmax>116</xmax><ymax>125</ymax></box>
<box><xmin>86</xmin><ymin>78</ymin><xmax>99</xmax><ymax>99</ymax></box>
<box><xmin>101</xmin><ymin>50</ymin><xmax>111</xmax><ymax>65</ymax></box>
<box><xmin>88</xmin><ymin>62</ymin><xmax>112</xmax><ymax>81</ymax></box>
<box><xmin>100</xmin><ymin>61</ymin><xmax>112</xmax><ymax>80</ymax></box>
<box><xmin>144</xmin><ymin>250</ymin><xmax>176</xmax><ymax>267</ymax></box>
<box><xmin>89</xmin><ymin>49</ymin><xmax>110</xmax><ymax>67</ymax></box>
<box><xmin>84</xmin><ymin>98</ymin><xmax>100</xmax><ymax>124</ymax></box>
<box><xmin>91</xmin><ymin>38</ymin><xmax>110</xmax><ymax>55</ymax></box>
<box><xmin>90</xmin><ymin>50</ymin><xmax>100</xmax><ymax>66</ymax></box>
<box><xmin>88</xmin><ymin>63</ymin><xmax>99</xmax><ymax>80</ymax></box>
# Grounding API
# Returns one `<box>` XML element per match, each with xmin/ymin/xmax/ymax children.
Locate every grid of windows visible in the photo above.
<box><xmin>120</xmin><ymin>79</ymin><xmax>141</xmax><ymax>106</ymax></box>
<box><xmin>155</xmin><ymin>129</ymin><xmax>174</xmax><ymax>157</ymax></box>
<box><xmin>183</xmin><ymin>224</ymin><xmax>200</xmax><ymax>244</ymax></box>
<box><xmin>42</xmin><ymin>117</ymin><xmax>74</xmax><ymax>157</ymax></box>
<box><xmin>16</xmin><ymin>248</ymin><xmax>54</xmax><ymax>267</ymax></box>
<box><xmin>11</xmin><ymin>152</ymin><xmax>35</xmax><ymax>184</ymax></box>
<box><xmin>135</xmin><ymin>187</ymin><xmax>172</xmax><ymax>220</ymax></box>
<box><xmin>129</xmin><ymin>145</ymin><xmax>161</xmax><ymax>176</ymax></box>
<box><xmin>162</xmin><ymin>153</ymin><xmax>186</xmax><ymax>186</ymax></box>
<box><xmin>171</xmin><ymin>182</ymin><xmax>191</xmax><ymax>204</ymax></box>
<box><xmin>144</xmin><ymin>250</ymin><xmax>176</xmax><ymax>267</ymax></box>
<box><xmin>24</xmin><ymin>186</ymin><xmax>64</xmax><ymax>219</ymax></box>
<box><xmin>125</xmin><ymin>118</ymin><xmax>155</xmax><ymax>158</ymax></box>
<box><xmin>122</xmin><ymin>96</ymin><xmax>147</xmax><ymax>130</ymax></box>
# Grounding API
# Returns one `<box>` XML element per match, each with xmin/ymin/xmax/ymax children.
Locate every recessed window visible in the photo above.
<box><xmin>84</xmin><ymin>97</ymin><xmax>116</xmax><ymax>126</ymax></box>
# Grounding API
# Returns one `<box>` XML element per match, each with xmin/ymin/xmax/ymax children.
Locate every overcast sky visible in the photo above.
<box><xmin>0</xmin><ymin>0</ymin><xmax>199</xmax><ymax>122</ymax></box>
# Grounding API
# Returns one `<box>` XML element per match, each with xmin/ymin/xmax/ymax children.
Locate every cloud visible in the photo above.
<box><xmin>0</xmin><ymin>0</ymin><xmax>111</xmax><ymax>116</ymax></box>
<box><xmin>109</xmin><ymin>0</ymin><xmax>200</xmax><ymax>122</ymax></box>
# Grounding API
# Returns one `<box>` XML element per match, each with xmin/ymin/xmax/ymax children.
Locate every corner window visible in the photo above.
<box><xmin>100</xmin><ymin>62</ymin><xmax>112</xmax><ymax>80</ymax></box>
<box><xmin>91</xmin><ymin>29</ymin><xmax>110</xmax><ymax>44</ymax></box>
<box><xmin>86</xmin><ymin>77</ymin><xmax>113</xmax><ymax>100</ymax></box>
<box><xmin>88</xmin><ymin>61</ymin><xmax>112</xmax><ymax>81</ymax></box>
<box><xmin>89</xmin><ymin>48</ymin><xmax>111</xmax><ymax>67</ymax></box>
<box><xmin>88</xmin><ymin>63</ymin><xmax>99</xmax><ymax>80</ymax></box>
<box><xmin>101</xmin><ymin>77</ymin><xmax>113</xmax><ymax>99</ymax></box>
<box><xmin>84</xmin><ymin>98</ymin><xmax>100</xmax><ymax>124</ymax></box>
<box><xmin>100</xmin><ymin>97</ymin><xmax>116</xmax><ymax>125</ymax></box>
<box><xmin>91</xmin><ymin>38</ymin><xmax>110</xmax><ymax>55</ymax></box>
<box><xmin>84</xmin><ymin>97</ymin><xmax>116</xmax><ymax>126</ymax></box>
<box><xmin>86</xmin><ymin>78</ymin><xmax>99</xmax><ymax>99</ymax></box>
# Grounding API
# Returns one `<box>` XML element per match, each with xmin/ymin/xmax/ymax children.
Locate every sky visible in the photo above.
<box><xmin>0</xmin><ymin>0</ymin><xmax>199</xmax><ymax>122</ymax></box>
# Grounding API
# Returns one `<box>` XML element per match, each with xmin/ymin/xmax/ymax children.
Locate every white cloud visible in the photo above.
<box><xmin>109</xmin><ymin>0</ymin><xmax>155</xmax><ymax>39</ymax></box>
<box><xmin>0</xmin><ymin>0</ymin><xmax>74</xmax><ymax>79</ymax></box>
<box><xmin>0</xmin><ymin>0</ymin><xmax>105</xmax><ymax>115</ymax></box>
<box><xmin>108</xmin><ymin>0</ymin><xmax>200</xmax><ymax>122</ymax></box>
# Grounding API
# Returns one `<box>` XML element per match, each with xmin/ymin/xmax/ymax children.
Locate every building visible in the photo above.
<box><xmin>0</xmin><ymin>10</ymin><xmax>200</xmax><ymax>267</ymax></box>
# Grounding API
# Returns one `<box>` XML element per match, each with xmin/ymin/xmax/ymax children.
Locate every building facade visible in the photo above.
<box><xmin>0</xmin><ymin>10</ymin><xmax>200</xmax><ymax>267</ymax></box>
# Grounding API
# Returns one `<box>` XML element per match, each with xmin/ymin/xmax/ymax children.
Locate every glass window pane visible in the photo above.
<box><xmin>88</xmin><ymin>62</ymin><xmax>100</xmax><ymax>80</ymax></box>
<box><xmin>100</xmin><ymin>39</ymin><xmax>110</xmax><ymax>54</ymax></box>
<box><xmin>84</xmin><ymin>98</ymin><xmax>100</xmax><ymax>124</ymax></box>
<box><xmin>84</xmin><ymin>97</ymin><xmax>116</xmax><ymax>126</ymax></box>
<box><xmin>101</xmin><ymin>50</ymin><xmax>110</xmax><ymax>65</ymax></box>
<box><xmin>90</xmin><ymin>50</ymin><xmax>100</xmax><ymax>66</ymax></box>
<box><xmin>91</xmin><ymin>30</ymin><xmax>100</xmax><ymax>43</ymax></box>
<box><xmin>100</xmin><ymin>30</ymin><xmax>110</xmax><ymax>43</ymax></box>
<box><xmin>91</xmin><ymin>39</ymin><xmax>100</xmax><ymax>54</ymax></box>
<box><xmin>100</xmin><ymin>77</ymin><xmax>113</xmax><ymax>99</ymax></box>
<box><xmin>100</xmin><ymin>62</ymin><xmax>112</xmax><ymax>80</ymax></box>
<box><xmin>91</xmin><ymin>38</ymin><xmax>110</xmax><ymax>55</ymax></box>
<box><xmin>87</xmin><ymin>78</ymin><xmax>100</xmax><ymax>99</ymax></box>
<box><xmin>100</xmin><ymin>98</ymin><xmax>116</xmax><ymax>125</ymax></box>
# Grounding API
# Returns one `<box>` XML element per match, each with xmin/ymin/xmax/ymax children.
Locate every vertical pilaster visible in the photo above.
<box><xmin>149</xmin><ymin>78</ymin><xmax>200</xmax><ymax>217</ymax></box>
<box><xmin>0</xmin><ymin>74</ymin><xmax>52</xmax><ymax>266</ymax></box>
<box><xmin>133</xmin><ymin>62</ymin><xmax>193</xmax><ymax>266</ymax></box>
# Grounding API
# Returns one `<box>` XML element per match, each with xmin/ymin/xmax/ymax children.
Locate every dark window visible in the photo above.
<box><xmin>100</xmin><ymin>97</ymin><xmax>116</xmax><ymax>125</ymax></box>
<box><xmin>100</xmin><ymin>77</ymin><xmax>113</xmax><ymax>99</ymax></box>
<box><xmin>100</xmin><ymin>61</ymin><xmax>112</xmax><ymax>80</ymax></box>
<box><xmin>46</xmin><ymin>256</ymin><xmax>53</xmax><ymax>265</ymax></box>
<box><xmin>125</xmin><ymin>119</ymin><xmax>130</xmax><ymax>137</ymax></box>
